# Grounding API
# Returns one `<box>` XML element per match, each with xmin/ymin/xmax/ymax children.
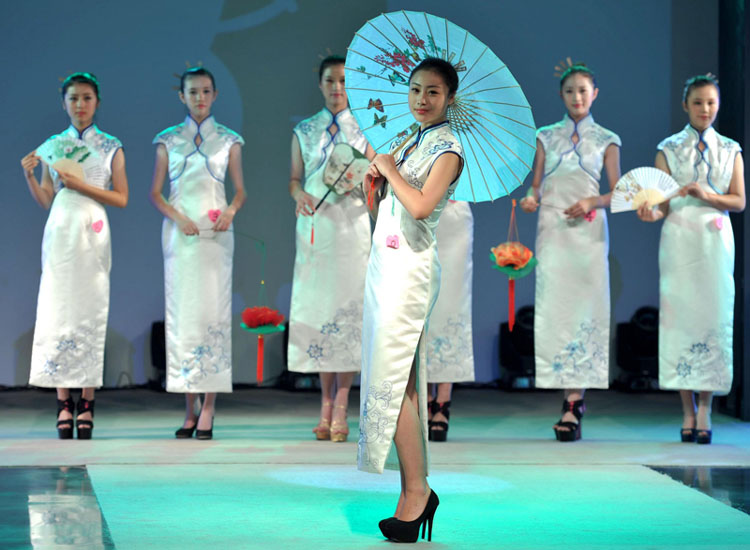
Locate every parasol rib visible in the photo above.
<box><xmin>468</xmin><ymin>103</ymin><xmax>537</xmax><ymax>131</ymax></box>
<box><xmin>451</xmin><ymin>103</ymin><xmax>517</xmax><ymax>191</ymax></box>
<box><xmin>344</xmin><ymin>84</ymin><xmax>408</xmax><ymax>96</ymax></box>
<box><xmin>449</xmin><ymin>121</ymin><xmax>477</xmax><ymax>202</ymax></box>
<box><xmin>451</xmin><ymin>109</ymin><xmax>497</xmax><ymax>199</ymax></box>
<box><xmin>457</xmin><ymin>30</ymin><xmax>469</xmax><ymax>79</ymax></box>
<box><xmin>402</xmin><ymin>11</ymin><xmax>430</xmax><ymax>59</ymax></box>
<box><xmin>383</xmin><ymin>12</ymin><xmax>420</xmax><ymax>57</ymax></box>
<box><xmin>422</xmin><ymin>11</ymin><xmax>440</xmax><ymax>59</ymax></box>
<box><xmin>348</xmin><ymin>44</ymin><xmax>410</xmax><ymax>82</ymax></box>
<box><xmin>459</xmin><ymin>65</ymin><xmax>507</xmax><ymax>95</ymax></box>
<box><xmin>460</xmin><ymin>46</ymin><xmax>488</xmax><ymax>86</ymax></box>
<box><xmin>367</xmin><ymin>19</ymin><xmax>413</xmax><ymax>63</ymax></box>
<box><xmin>451</xmin><ymin>101</ymin><xmax>531</xmax><ymax>180</ymax></box>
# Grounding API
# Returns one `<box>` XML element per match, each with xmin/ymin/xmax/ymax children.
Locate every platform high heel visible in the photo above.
<box><xmin>554</xmin><ymin>399</ymin><xmax>584</xmax><ymax>442</ymax></box>
<box><xmin>379</xmin><ymin>490</ymin><xmax>439</xmax><ymax>543</ymax></box>
<box><xmin>696</xmin><ymin>429</ymin><xmax>712</xmax><ymax>445</ymax></box>
<box><xmin>429</xmin><ymin>400</ymin><xmax>451</xmax><ymax>442</ymax></box>
<box><xmin>330</xmin><ymin>405</ymin><xmax>349</xmax><ymax>443</ymax></box>
<box><xmin>76</xmin><ymin>398</ymin><xmax>95</xmax><ymax>440</ymax></box>
<box><xmin>56</xmin><ymin>397</ymin><xmax>75</xmax><ymax>439</ymax></box>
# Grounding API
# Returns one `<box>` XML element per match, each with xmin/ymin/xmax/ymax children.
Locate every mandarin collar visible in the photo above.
<box><xmin>563</xmin><ymin>113</ymin><xmax>594</xmax><ymax>133</ymax></box>
<box><xmin>184</xmin><ymin>115</ymin><xmax>216</xmax><ymax>138</ymax></box>
<box><xmin>685</xmin><ymin>124</ymin><xmax>717</xmax><ymax>147</ymax></box>
<box><xmin>65</xmin><ymin>123</ymin><xmax>96</xmax><ymax>140</ymax></box>
<box><xmin>323</xmin><ymin>106</ymin><xmax>352</xmax><ymax>124</ymax></box>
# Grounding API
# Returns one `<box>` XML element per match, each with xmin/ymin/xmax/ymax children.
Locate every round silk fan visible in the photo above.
<box><xmin>36</xmin><ymin>136</ymin><xmax>104</xmax><ymax>184</ymax></box>
<box><xmin>309</xmin><ymin>143</ymin><xmax>369</xmax><ymax>245</ymax></box>
<box><xmin>611</xmin><ymin>167</ymin><xmax>680</xmax><ymax>213</ymax></box>
<box><xmin>322</xmin><ymin>143</ymin><xmax>369</xmax><ymax>196</ymax></box>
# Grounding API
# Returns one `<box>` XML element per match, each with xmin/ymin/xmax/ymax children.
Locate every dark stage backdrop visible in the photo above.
<box><xmin>0</xmin><ymin>0</ymin><xmax>718</xmax><ymax>386</ymax></box>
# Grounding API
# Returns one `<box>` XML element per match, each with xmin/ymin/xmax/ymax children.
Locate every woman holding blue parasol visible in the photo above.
<box><xmin>347</xmin><ymin>11</ymin><xmax>535</xmax><ymax>542</ymax></box>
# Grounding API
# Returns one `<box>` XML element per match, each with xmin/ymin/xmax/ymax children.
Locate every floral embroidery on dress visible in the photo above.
<box><xmin>550</xmin><ymin>320</ymin><xmax>607</xmax><ymax>386</ymax></box>
<box><xmin>40</xmin><ymin>324</ymin><xmax>99</xmax><ymax>384</ymax></box>
<box><xmin>304</xmin><ymin>301</ymin><xmax>363</xmax><ymax>370</ymax></box>
<box><xmin>359</xmin><ymin>380</ymin><xmax>393</xmax><ymax>444</ymax></box>
<box><xmin>178</xmin><ymin>323</ymin><xmax>231</xmax><ymax>389</ymax></box>
<box><xmin>427</xmin><ymin>315</ymin><xmax>473</xmax><ymax>380</ymax></box>
<box><xmin>673</xmin><ymin>330</ymin><xmax>731</xmax><ymax>389</ymax></box>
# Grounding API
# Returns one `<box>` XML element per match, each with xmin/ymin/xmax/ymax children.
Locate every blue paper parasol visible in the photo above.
<box><xmin>345</xmin><ymin>10</ymin><xmax>536</xmax><ymax>202</ymax></box>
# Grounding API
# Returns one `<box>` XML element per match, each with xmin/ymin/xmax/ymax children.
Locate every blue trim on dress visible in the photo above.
<box><xmin>396</xmin><ymin>120</ymin><xmax>450</xmax><ymax>167</ymax></box>
<box><xmin>692</xmin><ymin>126</ymin><xmax>722</xmax><ymax>195</ymax></box>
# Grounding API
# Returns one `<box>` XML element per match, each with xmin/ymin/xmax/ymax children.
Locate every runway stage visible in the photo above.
<box><xmin>2</xmin><ymin>388</ymin><xmax>750</xmax><ymax>549</ymax></box>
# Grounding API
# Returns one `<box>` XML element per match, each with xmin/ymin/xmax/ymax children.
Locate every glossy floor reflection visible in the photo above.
<box><xmin>651</xmin><ymin>466</ymin><xmax>750</xmax><ymax>516</ymax></box>
<box><xmin>0</xmin><ymin>466</ymin><xmax>115</xmax><ymax>550</ymax></box>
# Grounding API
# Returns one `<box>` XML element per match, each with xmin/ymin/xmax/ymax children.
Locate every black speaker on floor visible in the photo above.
<box><xmin>498</xmin><ymin>305</ymin><xmax>535</xmax><ymax>389</ymax></box>
<box><xmin>149</xmin><ymin>321</ymin><xmax>166</xmax><ymax>391</ymax></box>
<box><xmin>615</xmin><ymin>306</ymin><xmax>659</xmax><ymax>391</ymax></box>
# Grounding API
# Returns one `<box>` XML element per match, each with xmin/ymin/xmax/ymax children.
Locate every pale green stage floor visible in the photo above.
<box><xmin>2</xmin><ymin>388</ymin><xmax>750</xmax><ymax>549</ymax></box>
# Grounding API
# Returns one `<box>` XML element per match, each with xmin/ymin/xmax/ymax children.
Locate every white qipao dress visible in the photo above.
<box><xmin>657</xmin><ymin>125</ymin><xmax>740</xmax><ymax>393</ymax></box>
<box><xmin>154</xmin><ymin>116</ymin><xmax>244</xmax><ymax>393</ymax></box>
<box><xmin>358</xmin><ymin>121</ymin><xmax>463</xmax><ymax>474</ymax></box>
<box><xmin>288</xmin><ymin>108</ymin><xmax>370</xmax><ymax>373</ymax></box>
<box><xmin>426</xmin><ymin>200</ymin><xmax>475</xmax><ymax>383</ymax></box>
<box><xmin>534</xmin><ymin>114</ymin><xmax>620</xmax><ymax>389</ymax></box>
<box><xmin>29</xmin><ymin>125</ymin><xmax>122</xmax><ymax>388</ymax></box>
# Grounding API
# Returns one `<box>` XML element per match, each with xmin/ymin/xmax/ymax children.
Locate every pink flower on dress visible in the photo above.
<box><xmin>208</xmin><ymin>209</ymin><xmax>222</xmax><ymax>223</ymax></box>
<box><xmin>386</xmin><ymin>235</ymin><xmax>400</xmax><ymax>249</ymax></box>
<box><xmin>584</xmin><ymin>210</ymin><xmax>597</xmax><ymax>222</ymax></box>
<box><xmin>713</xmin><ymin>216</ymin><xmax>724</xmax><ymax>230</ymax></box>
<box><xmin>91</xmin><ymin>220</ymin><xmax>103</xmax><ymax>233</ymax></box>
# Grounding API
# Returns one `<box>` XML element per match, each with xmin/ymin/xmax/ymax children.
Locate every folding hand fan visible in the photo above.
<box><xmin>36</xmin><ymin>136</ymin><xmax>104</xmax><ymax>183</ymax></box>
<box><xmin>611</xmin><ymin>167</ymin><xmax>680</xmax><ymax>213</ymax></box>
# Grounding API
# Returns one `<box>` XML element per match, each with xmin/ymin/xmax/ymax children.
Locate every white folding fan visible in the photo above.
<box><xmin>611</xmin><ymin>167</ymin><xmax>680</xmax><ymax>213</ymax></box>
<box><xmin>35</xmin><ymin>136</ymin><xmax>104</xmax><ymax>184</ymax></box>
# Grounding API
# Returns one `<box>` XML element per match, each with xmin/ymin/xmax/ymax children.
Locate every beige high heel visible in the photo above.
<box><xmin>331</xmin><ymin>405</ymin><xmax>349</xmax><ymax>443</ymax></box>
<box><xmin>313</xmin><ymin>400</ymin><xmax>333</xmax><ymax>440</ymax></box>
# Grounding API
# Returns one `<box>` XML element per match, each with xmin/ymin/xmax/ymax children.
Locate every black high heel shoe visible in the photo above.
<box><xmin>696</xmin><ymin>429</ymin><xmax>712</xmax><ymax>445</ymax></box>
<box><xmin>56</xmin><ymin>397</ymin><xmax>75</xmax><ymax>439</ymax></box>
<box><xmin>554</xmin><ymin>399</ymin><xmax>585</xmax><ymax>442</ymax></box>
<box><xmin>680</xmin><ymin>420</ymin><xmax>696</xmax><ymax>443</ymax></box>
<box><xmin>429</xmin><ymin>401</ymin><xmax>451</xmax><ymax>442</ymax></box>
<box><xmin>76</xmin><ymin>398</ymin><xmax>95</xmax><ymax>440</ymax></box>
<box><xmin>195</xmin><ymin>415</ymin><xmax>214</xmax><ymax>440</ymax></box>
<box><xmin>175</xmin><ymin>422</ymin><xmax>197</xmax><ymax>439</ymax></box>
<box><xmin>379</xmin><ymin>490</ymin><xmax>439</xmax><ymax>543</ymax></box>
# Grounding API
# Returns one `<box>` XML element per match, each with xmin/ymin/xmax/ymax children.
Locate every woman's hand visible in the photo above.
<box><xmin>293</xmin><ymin>189</ymin><xmax>316</xmax><ymax>217</ymax></box>
<box><xmin>372</xmin><ymin>153</ymin><xmax>397</xmax><ymax>180</ymax></box>
<box><xmin>177</xmin><ymin>215</ymin><xmax>200</xmax><ymax>236</ymax></box>
<box><xmin>679</xmin><ymin>182</ymin><xmax>708</xmax><ymax>202</ymax></box>
<box><xmin>519</xmin><ymin>195</ymin><xmax>539</xmax><ymax>213</ymax></box>
<box><xmin>637</xmin><ymin>202</ymin><xmax>665</xmax><ymax>222</ymax></box>
<box><xmin>213</xmin><ymin>206</ymin><xmax>235</xmax><ymax>231</ymax></box>
<box><xmin>364</xmin><ymin>163</ymin><xmax>385</xmax><ymax>192</ymax></box>
<box><xmin>21</xmin><ymin>151</ymin><xmax>40</xmax><ymax>177</ymax></box>
<box><xmin>54</xmin><ymin>168</ymin><xmax>87</xmax><ymax>192</ymax></box>
<box><xmin>564</xmin><ymin>196</ymin><xmax>597</xmax><ymax>219</ymax></box>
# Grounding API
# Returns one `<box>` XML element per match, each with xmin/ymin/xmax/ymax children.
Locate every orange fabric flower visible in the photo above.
<box><xmin>491</xmin><ymin>241</ymin><xmax>533</xmax><ymax>270</ymax></box>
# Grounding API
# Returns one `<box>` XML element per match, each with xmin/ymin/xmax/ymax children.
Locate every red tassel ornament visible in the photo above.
<box><xmin>240</xmin><ymin>306</ymin><xmax>286</xmax><ymax>384</ymax></box>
